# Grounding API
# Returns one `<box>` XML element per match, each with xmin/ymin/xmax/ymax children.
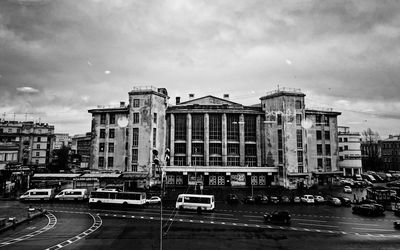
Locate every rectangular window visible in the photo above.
<box><xmin>108</xmin><ymin>143</ymin><xmax>114</xmax><ymax>153</ymax></box>
<box><xmin>227</xmin><ymin>156</ymin><xmax>240</xmax><ymax>166</ymax></box>
<box><xmin>295</xmin><ymin>100</ymin><xmax>302</xmax><ymax>109</ymax></box>
<box><xmin>100</xmin><ymin>129</ymin><xmax>106</xmax><ymax>139</ymax></box>
<box><xmin>298</xmin><ymin>165</ymin><xmax>304</xmax><ymax>173</ymax></box>
<box><xmin>209</xmin><ymin>157</ymin><xmax>222</xmax><ymax>166</ymax></box>
<box><xmin>339</xmin><ymin>147</ymin><xmax>343</xmax><ymax>152</ymax></box>
<box><xmin>36</xmin><ymin>152</ymin><xmax>40</xmax><ymax>157</ymax></box>
<box><xmin>110</xmin><ymin>114</ymin><xmax>115</xmax><ymax>124</ymax></box>
<box><xmin>153</xmin><ymin>113</ymin><xmax>157</xmax><ymax>124</ymax></box>
<box><xmin>316</xmin><ymin>131</ymin><xmax>322</xmax><ymax>140</ymax></box>
<box><xmin>109</xmin><ymin>129</ymin><xmax>115</xmax><ymax>138</ymax></box>
<box><xmin>316</xmin><ymin>115</ymin><xmax>322</xmax><ymax>125</ymax></box>
<box><xmin>153</xmin><ymin>128</ymin><xmax>157</xmax><ymax>148</ymax></box>
<box><xmin>209</xmin><ymin>143</ymin><xmax>222</xmax><ymax>155</ymax></box>
<box><xmin>325</xmin><ymin>131</ymin><xmax>330</xmax><ymax>140</ymax></box>
<box><xmin>339</xmin><ymin>137</ymin><xmax>342</xmax><ymax>142</ymax></box>
<box><xmin>100</xmin><ymin>114</ymin><xmax>106</xmax><ymax>124</ymax></box>
<box><xmin>297</xmin><ymin>129</ymin><xmax>303</xmax><ymax>148</ymax></box>
<box><xmin>317</xmin><ymin>144</ymin><xmax>323</xmax><ymax>155</ymax></box>
<box><xmin>108</xmin><ymin>157</ymin><xmax>114</xmax><ymax>168</ymax></box>
<box><xmin>317</xmin><ymin>158</ymin><xmax>323</xmax><ymax>170</ymax></box>
<box><xmin>245</xmin><ymin>157</ymin><xmax>257</xmax><ymax>167</ymax></box>
<box><xmin>99</xmin><ymin>143</ymin><xmax>105</xmax><ymax>152</ymax></box>
<box><xmin>174</xmin><ymin>143</ymin><xmax>186</xmax><ymax>154</ymax></box>
<box><xmin>37</xmin><ymin>144</ymin><xmax>40</xmax><ymax>149</ymax></box>
<box><xmin>192</xmin><ymin>143</ymin><xmax>204</xmax><ymax>155</ymax></box>
<box><xmin>227</xmin><ymin>144</ymin><xmax>239</xmax><ymax>155</ymax></box>
<box><xmin>297</xmin><ymin>150</ymin><xmax>303</xmax><ymax>164</ymax></box>
<box><xmin>244</xmin><ymin>116</ymin><xmax>256</xmax><ymax>142</ymax></box>
<box><xmin>296</xmin><ymin>114</ymin><xmax>302</xmax><ymax>125</ymax></box>
<box><xmin>325</xmin><ymin>144</ymin><xmax>331</xmax><ymax>155</ymax></box>
<box><xmin>278</xmin><ymin>150</ymin><xmax>283</xmax><ymax>164</ymax></box>
<box><xmin>133</xmin><ymin>99</ymin><xmax>140</xmax><ymax>107</ymax></box>
<box><xmin>191</xmin><ymin>156</ymin><xmax>204</xmax><ymax>166</ymax></box>
<box><xmin>174</xmin><ymin>156</ymin><xmax>186</xmax><ymax>166</ymax></box>
<box><xmin>227</xmin><ymin>114</ymin><xmax>239</xmax><ymax>141</ymax></box>
<box><xmin>133</xmin><ymin>113</ymin><xmax>139</xmax><ymax>124</ymax></box>
<box><xmin>344</xmin><ymin>138</ymin><xmax>348</xmax><ymax>142</ymax></box>
<box><xmin>325</xmin><ymin>158</ymin><xmax>331</xmax><ymax>171</ymax></box>
<box><xmin>245</xmin><ymin>144</ymin><xmax>257</xmax><ymax>156</ymax></box>
<box><xmin>209</xmin><ymin>114</ymin><xmax>222</xmax><ymax>140</ymax></box>
<box><xmin>192</xmin><ymin>114</ymin><xmax>204</xmax><ymax>141</ymax></box>
<box><xmin>37</xmin><ymin>137</ymin><xmax>41</xmax><ymax>142</ymax></box>
<box><xmin>175</xmin><ymin>114</ymin><xmax>187</xmax><ymax>140</ymax></box>
<box><xmin>132</xmin><ymin>149</ymin><xmax>138</xmax><ymax>163</ymax></box>
<box><xmin>132</xmin><ymin>128</ymin><xmax>139</xmax><ymax>147</ymax></box>
<box><xmin>98</xmin><ymin>157</ymin><xmax>104</xmax><ymax>167</ymax></box>
<box><xmin>324</xmin><ymin>116</ymin><xmax>329</xmax><ymax>126</ymax></box>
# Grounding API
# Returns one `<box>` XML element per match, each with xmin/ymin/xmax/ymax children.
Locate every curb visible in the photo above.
<box><xmin>0</xmin><ymin>211</ymin><xmax>47</xmax><ymax>234</ymax></box>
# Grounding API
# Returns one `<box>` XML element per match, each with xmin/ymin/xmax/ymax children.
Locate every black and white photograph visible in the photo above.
<box><xmin>1</xmin><ymin>0</ymin><xmax>400</xmax><ymax>249</ymax></box>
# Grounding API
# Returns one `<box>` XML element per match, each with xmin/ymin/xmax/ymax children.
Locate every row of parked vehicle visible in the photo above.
<box><xmin>227</xmin><ymin>194</ymin><xmax>352</xmax><ymax>207</ymax></box>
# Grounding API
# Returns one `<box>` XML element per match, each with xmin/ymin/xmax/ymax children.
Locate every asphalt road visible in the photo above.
<box><xmin>1</xmin><ymin>199</ymin><xmax>400</xmax><ymax>250</ymax></box>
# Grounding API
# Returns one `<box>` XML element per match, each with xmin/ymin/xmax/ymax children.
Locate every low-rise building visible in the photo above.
<box><xmin>53</xmin><ymin>133</ymin><xmax>70</xmax><ymax>150</ymax></box>
<box><xmin>338</xmin><ymin>126</ymin><xmax>362</xmax><ymax>176</ymax></box>
<box><xmin>380</xmin><ymin>135</ymin><xmax>400</xmax><ymax>171</ymax></box>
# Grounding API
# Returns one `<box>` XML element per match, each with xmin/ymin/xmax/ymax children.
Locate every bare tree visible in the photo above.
<box><xmin>361</xmin><ymin>128</ymin><xmax>382</xmax><ymax>171</ymax></box>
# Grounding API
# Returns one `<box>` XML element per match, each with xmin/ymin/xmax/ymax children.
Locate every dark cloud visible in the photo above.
<box><xmin>0</xmin><ymin>0</ymin><xmax>399</xmax><ymax>136</ymax></box>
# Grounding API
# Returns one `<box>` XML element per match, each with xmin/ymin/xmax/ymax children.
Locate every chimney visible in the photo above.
<box><xmin>120</xmin><ymin>101</ymin><xmax>125</xmax><ymax>108</ymax></box>
<box><xmin>389</xmin><ymin>135</ymin><xmax>393</xmax><ymax>139</ymax></box>
<box><xmin>189</xmin><ymin>93</ymin><xmax>195</xmax><ymax>100</ymax></box>
<box><xmin>176</xmin><ymin>97</ymin><xmax>181</xmax><ymax>105</ymax></box>
<box><xmin>223</xmin><ymin>94</ymin><xmax>229</xmax><ymax>100</ymax></box>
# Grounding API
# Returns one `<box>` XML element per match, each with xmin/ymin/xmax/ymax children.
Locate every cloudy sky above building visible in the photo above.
<box><xmin>0</xmin><ymin>0</ymin><xmax>399</xmax><ymax>137</ymax></box>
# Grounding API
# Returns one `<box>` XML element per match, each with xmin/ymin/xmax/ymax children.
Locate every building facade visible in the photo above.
<box><xmin>53</xmin><ymin>133</ymin><xmax>70</xmax><ymax>150</ymax></box>
<box><xmin>88</xmin><ymin>86</ymin><xmax>341</xmax><ymax>189</ymax></box>
<box><xmin>338</xmin><ymin>126</ymin><xmax>362</xmax><ymax>176</ymax></box>
<box><xmin>0</xmin><ymin>121</ymin><xmax>55</xmax><ymax>168</ymax></box>
<box><xmin>71</xmin><ymin>132</ymin><xmax>92</xmax><ymax>169</ymax></box>
<box><xmin>380</xmin><ymin>135</ymin><xmax>400</xmax><ymax>171</ymax></box>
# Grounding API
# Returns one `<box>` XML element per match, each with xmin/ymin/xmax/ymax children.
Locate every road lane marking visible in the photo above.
<box><xmin>297</xmin><ymin>223</ymin><xmax>339</xmax><ymax>228</ymax></box>
<box><xmin>351</xmin><ymin>227</ymin><xmax>396</xmax><ymax>232</ymax></box>
<box><xmin>338</xmin><ymin>222</ymin><xmax>378</xmax><ymax>226</ymax></box>
<box><xmin>44</xmin><ymin>213</ymin><xmax>102</xmax><ymax>250</ymax></box>
<box><xmin>0</xmin><ymin>212</ymin><xmax>57</xmax><ymax>247</ymax></box>
<box><xmin>292</xmin><ymin>218</ymin><xmax>327</xmax><ymax>223</ymax></box>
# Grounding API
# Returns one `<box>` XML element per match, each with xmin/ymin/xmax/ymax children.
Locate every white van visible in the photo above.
<box><xmin>301</xmin><ymin>195</ymin><xmax>315</xmax><ymax>204</ymax></box>
<box><xmin>20</xmin><ymin>189</ymin><xmax>54</xmax><ymax>201</ymax></box>
<box><xmin>175</xmin><ymin>194</ymin><xmax>215</xmax><ymax>212</ymax></box>
<box><xmin>55</xmin><ymin>189</ymin><xmax>88</xmax><ymax>201</ymax></box>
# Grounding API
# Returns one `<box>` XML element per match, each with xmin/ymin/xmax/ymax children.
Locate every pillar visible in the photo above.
<box><xmin>239</xmin><ymin>114</ymin><xmax>245</xmax><ymax>166</ymax></box>
<box><xmin>222</xmin><ymin>113</ymin><xmax>227</xmax><ymax>166</ymax></box>
<box><xmin>187</xmin><ymin>113</ymin><xmax>192</xmax><ymax>166</ymax></box>
<box><xmin>256</xmin><ymin>115</ymin><xmax>262</xmax><ymax>166</ymax></box>
<box><xmin>204</xmin><ymin>113</ymin><xmax>209</xmax><ymax>166</ymax></box>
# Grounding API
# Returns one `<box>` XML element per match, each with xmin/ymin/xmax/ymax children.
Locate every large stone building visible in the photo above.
<box><xmin>380</xmin><ymin>135</ymin><xmax>400</xmax><ymax>171</ymax></box>
<box><xmin>53</xmin><ymin>133</ymin><xmax>70</xmax><ymax>150</ymax></box>
<box><xmin>338</xmin><ymin>126</ymin><xmax>362</xmax><ymax>177</ymax></box>
<box><xmin>0</xmin><ymin>120</ymin><xmax>55</xmax><ymax>169</ymax></box>
<box><xmin>88</xmin><ymin>86</ymin><xmax>341</xmax><ymax>189</ymax></box>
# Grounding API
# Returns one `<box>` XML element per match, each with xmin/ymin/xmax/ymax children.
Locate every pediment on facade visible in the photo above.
<box><xmin>178</xmin><ymin>95</ymin><xmax>242</xmax><ymax>106</ymax></box>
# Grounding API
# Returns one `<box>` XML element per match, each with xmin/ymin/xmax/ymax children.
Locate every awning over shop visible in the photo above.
<box><xmin>32</xmin><ymin>173</ymin><xmax>82</xmax><ymax>179</ymax></box>
<box><xmin>121</xmin><ymin>172</ymin><xmax>149</xmax><ymax>179</ymax></box>
<box><xmin>287</xmin><ymin>172</ymin><xmax>309</xmax><ymax>177</ymax></box>
<box><xmin>312</xmin><ymin>171</ymin><xmax>343</xmax><ymax>176</ymax></box>
<box><xmin>78</xmin><ymin>173</ymin><xmax>121</xmax><ymax>178</ymax></box>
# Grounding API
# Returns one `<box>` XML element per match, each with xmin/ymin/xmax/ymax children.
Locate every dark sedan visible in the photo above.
<box><xmin>338</xmin><ymin>197</ymin><xmax>352</xmax><ymax>207</ymax></box>
<box><xmin>264</xmin><ymin>211</ymin><xmax>291</xmax><ymax>224</ymax></box>
<box><xmin>243</xmin><ymin>196</ymin><xmax>255</xmax><ymax>204</ymax></box>
<box><xmin>352</xmin><ymin>204</ymin><xmax>385</xmax><ymax>216</ymax></box>
<box><xmin>227</xmin><ymin>194</ymin><xmax>239</xmax><ymax>204</ymax></box>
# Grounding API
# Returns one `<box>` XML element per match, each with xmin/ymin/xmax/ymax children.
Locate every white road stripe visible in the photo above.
<box><xmin>352</xmin><ymin>227</ymin><xmax>396</xmax><ymax>232</ymax></box>
<box><xmin>292</xmin><ymin>218</ymin><xmax>327</xmax><ymax>223</ymax></box>
<box><xmin>338</xmin><ymin>222</ymin><xmax>378</xmax><ymax>226</ymax></box>
<box><xmin>298</xmin><ymin>223</ymin><xmax>339</xmax><ymax>228</ymax></box>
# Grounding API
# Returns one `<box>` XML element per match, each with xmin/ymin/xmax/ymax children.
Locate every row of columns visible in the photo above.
<box><xmin>169</xmin><ymin>113</ymin><xmax>262</xmax><ymax>166</ymax></box>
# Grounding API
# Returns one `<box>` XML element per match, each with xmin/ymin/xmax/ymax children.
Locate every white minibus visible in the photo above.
<box><xmin>20</xmin><ymin>189</ymin><xmax>54</xmax><ymax>201</ymax></box>
<box><xmin>55</xmin><ymin>189</ymin><xmax>88</xmax><ymax>201</ymax></box>
<box><xmin>175</xmin><ymin>194</ymin><xmax>215</xmax><ymax>212</ymax></box>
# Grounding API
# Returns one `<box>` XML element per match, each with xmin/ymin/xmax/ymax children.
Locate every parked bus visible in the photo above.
<box><xmin>19</xmin><ymin>189</ymin><xmax>54</xmax><ymax>201</ymax></box>
<box><xmin>175</xmin><ymin>194</ymin><xmax>215</xmax><ymax>212</ymax></box>
<box><xmin>89</xmin><ymin>190</ymin><xmax>146</xmax><ymax>207</ymax></box>
<box><xmin>55</xmin><ymin>189</ymin><xmax>88</xmax><ymax>201</ymax></box>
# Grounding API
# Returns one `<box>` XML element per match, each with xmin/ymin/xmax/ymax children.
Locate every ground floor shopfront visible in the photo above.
<box><xmin>164</xmin><ymin>166</ymin><xmax>278</xmax><ymax>188</ymax></box>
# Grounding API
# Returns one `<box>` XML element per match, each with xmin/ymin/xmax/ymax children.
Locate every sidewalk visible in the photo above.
<box><xmin>0</xmin><ymin>202</ymin><xmax>46</xmax><ymax>233</ymax></box>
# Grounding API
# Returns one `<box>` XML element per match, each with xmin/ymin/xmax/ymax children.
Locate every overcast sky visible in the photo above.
<box><xmin>0</xmin><ymin>0</ymin><xmax>399</xmax><ymax>138</ymax></box>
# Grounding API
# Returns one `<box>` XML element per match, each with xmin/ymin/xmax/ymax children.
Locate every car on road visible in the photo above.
<box><xmin>327</xmin><ymin>196</ymin><xmax>342</xmax><ymax>206</ymax></box>
<box><xmin>301</xmin><ymin>195</ymin><xmax>315</xmax><ymax>204</ymax></box>
<box><xmin>313</xmin><ymin>195</ymin><xmax>325</xmax><ymax>203</ymax></box>
<box><xmin>263</xmin><ymin>211</ymin><xmax>291</xmax><ymax>224</ymax></box>
<box><xmin>255</xmin><ymin>195</ymin><xmax>268</xmax><ymax>204</ymax></box>
<box><xmin>269</xmin><ymin>196</ymin><xmax>279</xmax><ymax>204</ymax></box>
<box><xmin>394</xmin><ymin>220</ymin><xmax>400</xmax><ymax>229</ymax></box>
<box><xmin>227</xmin><ymin>194</ymin><xmax>240</xmax><ymax>204</ymax></box>
<box><xmin>343</xmin><ymin>186</ymin><xmax>352</xmax><ymax>193</ymax></box>
<box><xmin>293</xmin><ymin>196</ymin><xmax>301</xmax><ymax>203</ymax></box>
<box><xmin>352</xmin><ymin>204</ymin><xmax>385</xmax><ymax>216</ymax></box>
<box><xmin>281</xmin><ymin>196</ymin><xmax>290</xmax><ymax>203</ymax></box>
<box><xmin>146</xmin><ymin>196</ymin><xmax>161</xmax><ymax>204</ymax></box>
<box><xmin>243</xmin><ymin>196</ymin><xmax>255</xmax><ymax>204</ymax></box>
<box><xmin>338</xmin><ymin>197</ymin><xmax>352</xmax><ymax>207</ymax></box>
<box><xmin>359</xmin><ymin>199</ymin><xmax>378</xmax><ymax>205</ymax></box>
